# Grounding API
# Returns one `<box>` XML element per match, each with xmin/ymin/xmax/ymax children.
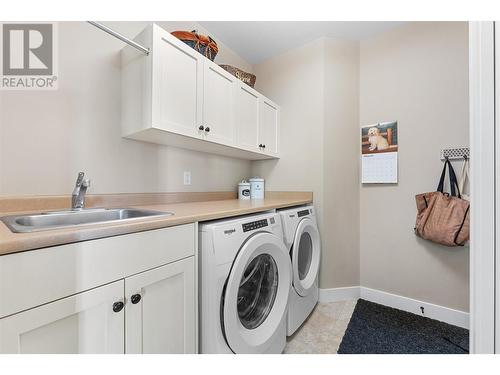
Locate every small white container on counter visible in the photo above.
<box><xmin>238</xmin><ymin>180</ymin><xmax>251</xmax><ymax>200</ymax></box>
<box><xmin>249</xmin><ymin>177</ymin><xmax>265</xmax><ymax>199</ymax></box>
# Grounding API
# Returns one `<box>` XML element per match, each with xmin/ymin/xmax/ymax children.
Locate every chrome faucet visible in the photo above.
<box><xmin>72</xmin><ymin>172</ymin><xmax>91</xmax><ymax>210</ymax></box>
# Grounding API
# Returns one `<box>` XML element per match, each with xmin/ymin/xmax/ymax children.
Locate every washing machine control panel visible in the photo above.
<box><xmin>297</xmin><ymin>209</ymin><xmax>311</xmax><ymax>218</ymax></box>
<box><xmin>242</xmin><ymin>218</ymin><xmax>269</xmax><ymax>232</ymax></box>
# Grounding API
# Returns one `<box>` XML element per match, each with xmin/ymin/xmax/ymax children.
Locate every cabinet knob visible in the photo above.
<box><xmin>131</xmin><ymin>294</ymin><xmax>142</xmax><ymax>304</ymax></box>
<box><xmin>198</xmin><ymin>125</ymin><xmax>204</xmax><ymax>131</ymax></box>
<box><xmin>112</xmin><ymin>301</ymin><xmax>124</xmax><ymax>313</ymax></box>
<box><xmin>205</xmin><ymin>127</ymin><xmax>210</xmax><ymax>132</ymax></box>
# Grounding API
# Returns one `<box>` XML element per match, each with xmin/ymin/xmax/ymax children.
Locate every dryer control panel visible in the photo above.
<box><xmin>242</xmin><ymin>218</ymin><xmax>271</xmax><ymax>232</ymax></box>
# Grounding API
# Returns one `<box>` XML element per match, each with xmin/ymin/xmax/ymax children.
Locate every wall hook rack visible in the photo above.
<box><xmin>440</xmin><ymin>147</ymin><xmax>470</xmax><ymax>161</ymax></box>
<box><xmin>87</xmin><ymin>21</ymin><xmax>150</xmax><ymax>55</ymax></box>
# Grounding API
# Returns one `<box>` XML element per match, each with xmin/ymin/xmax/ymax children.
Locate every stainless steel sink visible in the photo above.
<box><xmin>1</xmin><ymin>208</ymin><xmax>174</xmax><ymax>233</ymax></box>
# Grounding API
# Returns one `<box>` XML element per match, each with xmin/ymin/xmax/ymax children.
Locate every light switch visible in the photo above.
<box><xmin>183</xmin><ymin>171</ymin><xmax>191</xmax><ymax>185</ymax></box>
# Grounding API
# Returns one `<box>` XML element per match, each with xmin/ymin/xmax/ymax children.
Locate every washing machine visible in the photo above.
<box><xmin>279</xmin><ymin>205</ymin><xmax>321</xmax><ymax>336</ymax></box>
<box><xmin>199</xmin><ymin>212</ymin><xmax>292</xmax><ymax>353</ymax></box>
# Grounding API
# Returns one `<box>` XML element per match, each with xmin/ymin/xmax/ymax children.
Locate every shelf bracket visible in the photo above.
<box><xmin>87</xmin><ymin>21</ymin><xmax>150</xmax><ymax>55</ymax></box>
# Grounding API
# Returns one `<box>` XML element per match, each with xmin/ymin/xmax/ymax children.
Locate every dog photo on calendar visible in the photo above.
<box><xmin>361</xmin><ymin>121</ymin><xmax>398</xmax><ymax>155</ymax></box>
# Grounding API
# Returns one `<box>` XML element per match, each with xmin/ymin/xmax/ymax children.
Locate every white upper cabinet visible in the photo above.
<box><xmin>122</xmin><ymin>23</ymin><xmax>280</xmax><ymax>160</ymax></box>
<box><xmin>203</xmin><ymin>61</ymin><xmax>237</xmax><ymax>145</ymax></box>
<box><xmin>151</xmin><ymin>26</ymin><xmax>203</xmax><ymax>138</ymax></box>
<box><xmin>235</xmin><ymin>83</ymin><xmax>261</xmax><ymax>152</ymax></box>
<box><xmin>259</xmin><ymin>98</ymin><xmax>280</xmax><ymax>156</ymax></box>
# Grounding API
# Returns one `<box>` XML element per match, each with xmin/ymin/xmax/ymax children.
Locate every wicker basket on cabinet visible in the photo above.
<box><xmin>219</xmin><ymin>65</ymin><xmax>256</xmax><ymax>88</ymax></box>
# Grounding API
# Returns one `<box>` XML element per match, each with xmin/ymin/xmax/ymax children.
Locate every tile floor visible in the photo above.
<box><xmin>284</xmin><ymin>299</ymin><xmax>357</xmax><ymax>354</ymax></box>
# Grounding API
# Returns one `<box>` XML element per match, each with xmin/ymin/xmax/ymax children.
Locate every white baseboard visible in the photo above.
<box><xmin>319</xmin><ymin>286</ymin><xmax>360</xmax><ymax>302</ymax></box>
<box><xmin>318</xmin><ymin>286</ymin><xmax>469</xmax><ymax>329</ymax></box>
<box><xmin>359</xmin><ymin>287</ymin><xmax>469</xmax><ymax>329</ymax></box>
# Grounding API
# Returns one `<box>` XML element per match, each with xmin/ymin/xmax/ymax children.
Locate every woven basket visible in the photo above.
<box><xmin>171</xmin><ymin>30</ymin><xmax>218</xmax><ymax>61</ymax></box>
<box><xmin>219</xmin><ymin>65</ymin><xmax>256</xmax><ymax>88</ymax></box>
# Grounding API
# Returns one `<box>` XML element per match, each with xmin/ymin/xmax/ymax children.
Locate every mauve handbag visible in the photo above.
<box><xmin>414</xmin><ymin>159</ymin><xmax>470</xmax><ymax>247</ymax></box>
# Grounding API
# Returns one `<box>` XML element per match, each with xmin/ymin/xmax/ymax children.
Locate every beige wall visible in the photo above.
<box><xmin>252</xmin><ymin>37</ymin><xmax>361</xmax><ymax>289</ymax></box>
<box><xmin>253</xmin><ymin>22</ymin><xmax>469</xmax><ymax>312</ymax></box>
<box><xmin>251</xmin><ymin>38</ymin><xmax>326</xmax><ymax>283</ymax></box>
<box><xmin>359</xmin><ymin>22</ymin><xmax>469</xmax><ymax>311</ymax></box>
<box><xmin>323</xmin><ymin>38</ymin><xmax>360</xmax><ymax>288</ymax></box>
<box><xmin>0</xmin><ymin>21</ymin><xmax>252</xmax><ymax>196</ymax></box>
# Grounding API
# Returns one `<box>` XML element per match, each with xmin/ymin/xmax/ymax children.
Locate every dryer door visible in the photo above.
<box><xmin>222</xmin><ymin>232</ymin><xmax>291</xmax><ymax>353</ymax></box>
<box><xmin>291</xmin><ymin>218</ymin><xmax>321</xmax><ymax>297</ymax></box>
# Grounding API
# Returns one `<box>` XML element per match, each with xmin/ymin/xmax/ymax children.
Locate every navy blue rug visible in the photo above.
<box><xmin>338</xmin><ymin>299</ymin><xmax>469</xmax><ymax>354</ymax></box>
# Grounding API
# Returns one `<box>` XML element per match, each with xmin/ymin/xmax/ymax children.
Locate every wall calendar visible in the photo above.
<box><xmin>361</xmin><ymin>121</ymin><xmax>398</xmax><ymax>184</ymax></box>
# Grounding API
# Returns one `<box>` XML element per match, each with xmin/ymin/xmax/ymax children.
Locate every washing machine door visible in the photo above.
<box><xmin>222</xmin><ymin>232</ymin><xmax>291</xmax><ymax>354</ymax></box>
<box><xmin>291</xmin><ymin>218</ymin><xmax>321</xmax><ymax>297</ymax></box>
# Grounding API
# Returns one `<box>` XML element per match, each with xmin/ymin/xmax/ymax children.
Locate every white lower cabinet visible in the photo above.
<box><xmin>0</xmin><ymin>257</ymin><xmax>196</xmax><ymax>354</ymax></box>
<box><xmin>0</xmin><ymin>281</ymin><xmax>125</xmax><ymax>354</ymax></box>
<box><xmin>125</xmin><ymin>257</ymin><xmax>196</xmax><ymax>354</ymax></box>
<box><xmin>0</xmin><ymin>224</ymin><xmax>197</xmax><ymax>354</ymax></box>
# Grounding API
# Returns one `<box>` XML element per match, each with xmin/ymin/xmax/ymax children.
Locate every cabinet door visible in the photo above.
<box><xmin>125</xmin><ymin>257</ymin><xmax>196</xmax><ymax>354</ymax></box>
<box><xmin>203</xmin><ymin>62</ymin><xmax>237</xmax><ymax>145</ymax></box>
<box><xmin>152</xmin><ymin>26</ymin><xmax>203</xmax><ymax>138</ymax></box>
<box><xmin>235</xmin><ymin>83</ymin><xmax>260</xmax><ymax>152</ymax></box>
<box><xmin>0</xmin><ymin>281</ymin><xmax>124</xmax><ymax>354</ymax></box>
<box><xmin>259</xmin><ymin>98</ymin><xmax>280</xmax><ymax>156</ymax></box>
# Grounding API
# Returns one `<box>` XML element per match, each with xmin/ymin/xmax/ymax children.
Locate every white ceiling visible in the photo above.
<box><xmin>198</xmin><ymin>21</ymin><xmax>406</xmax><ymax>64</ymax></box>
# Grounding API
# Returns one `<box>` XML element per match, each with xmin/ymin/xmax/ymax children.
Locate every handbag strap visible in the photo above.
<box><xmin>437</xmin><ymin>159</ymin><xmax>462</xmax><ymax>198</ymax></box>
<box><xmin>448</xmin><ymin>161</ymin><xmax>461</xmax><ymax>198</ymax></box>
<box><xmin>458</xmin><ymin>158</ymin><xmax>469</xmax><ymax>194</ymax></box>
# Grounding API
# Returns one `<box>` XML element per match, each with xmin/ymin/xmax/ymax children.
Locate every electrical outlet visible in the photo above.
<box><xmin>183</xmin><ymin>171</ymin><xmax>191</xmax><ymax>185</ymax></box>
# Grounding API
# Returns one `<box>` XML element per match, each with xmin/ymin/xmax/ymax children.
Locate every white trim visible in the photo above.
<box><xmin>496</xmin><ymin>20</ymin><xmax>500</xmax><ymax>355</ymax></box>
<box><xmin>318</xmin><ymin>286</ymin><xmax>360</xmax><ymax>302</ymax></box>
<box><xmin>194</xmin><ymin>221</ymin><xmax>199</xmax><ymax>354</ymax></box>
<box><xmin>319</xmin><ymin>286</ymin><xmax>469</xmax><ymax>329</ymax></box>
<box><xmin>469</xmin><ymin>21</ymin><xmax>496</xmax><ymax>353</ymax></box>
<box><xmin>359</xmin><ymin>287</ymin><xmax>469</xmax><ymax>330</ymax></box>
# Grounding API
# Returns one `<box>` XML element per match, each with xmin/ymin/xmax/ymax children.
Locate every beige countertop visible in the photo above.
<box><xmin>0</xmin><ymin>191</ymin><xmax>312</xmax><ymax>256</ymax></box>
